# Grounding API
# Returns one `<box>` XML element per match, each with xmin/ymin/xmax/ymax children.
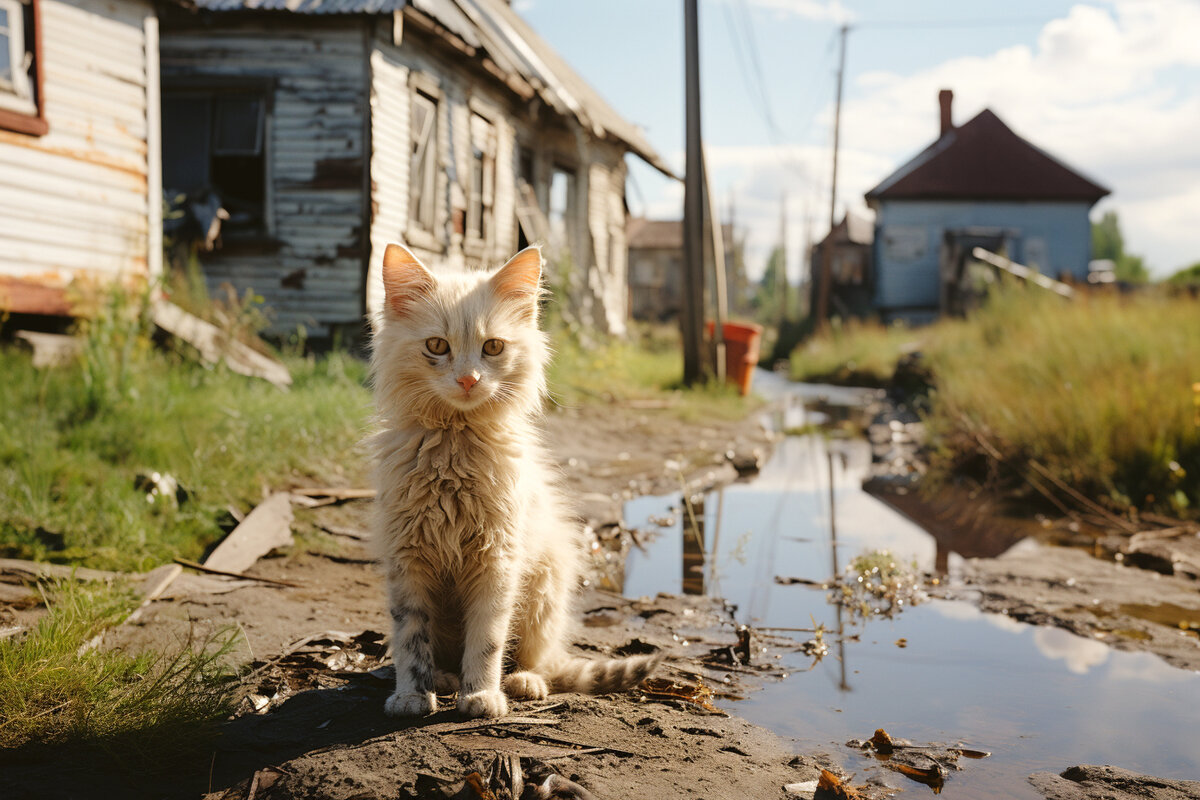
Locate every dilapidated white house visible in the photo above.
<box><xmin>158</xmin><ymin>0</ymin><xmax>673</xmax><ymax>340</ymax></box>
<box><xmin>0</xmin><ymin>0</ymin><xmax>162</xmax><ymax>314</ymax></box>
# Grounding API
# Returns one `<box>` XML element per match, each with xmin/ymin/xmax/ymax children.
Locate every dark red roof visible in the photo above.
<box><xmin>865</xmin><ymin>109</ymin><xmax>1109</xmax><ymax>203</ymax></box>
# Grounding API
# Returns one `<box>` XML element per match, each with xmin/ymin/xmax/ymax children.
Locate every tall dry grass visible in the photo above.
<box><xmin>924</xmin><ymin>287</ymin><xmax>1200</xmax><ymax>514</ymax></box>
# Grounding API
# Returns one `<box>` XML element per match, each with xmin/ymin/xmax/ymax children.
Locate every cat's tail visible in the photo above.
<box><xmin>544</xmin><ymin>651</ymin><xmax>663</xmax><ymax>694</ymax></box>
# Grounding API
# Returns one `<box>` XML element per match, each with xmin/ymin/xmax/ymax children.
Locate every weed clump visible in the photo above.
<box><xmin>0</xmin><ymin>580</ymin><xmax>239</xmax><ymax>763</ymax></box>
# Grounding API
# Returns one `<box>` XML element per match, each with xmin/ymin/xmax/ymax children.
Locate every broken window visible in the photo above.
<box><xmin>162</xmin><ymin>86</ymin><xmax>269</xmax><ymax>236</ymax></box>
<box><xmin>409</xmin><ymin>90</ymin><xmax>438</xmax><ymax>233</ymax></box>
<box><xmin>548</xmin><ymin>165</ymin><xmax>577</xmax><ymax>260</ymax></box>
<box><xmin>466</xmin><ymin>113</ymin><xmax>496</xmax><ymax>244</ymax></box>
<box><xmin>0</xmin><ymin>0</ymin><xmax>43</xmax><ymax>134</ymax></box>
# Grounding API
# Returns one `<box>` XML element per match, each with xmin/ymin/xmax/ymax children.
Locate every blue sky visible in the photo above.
<box><xmin>518</xmin><ymin>0</ymin><xmax>1200</xmax><ymax>280</ymax></box>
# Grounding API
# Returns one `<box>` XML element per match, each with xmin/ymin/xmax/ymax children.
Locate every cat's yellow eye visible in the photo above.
<box><xmin>425</xmin><ymin>337</ymin><xmax>449</xmax><ymax>355</ymax></box>
<box><xmin>482</xmin><ymin>339</ymin><xmax>505</xmax><ymax>356</ymax></box>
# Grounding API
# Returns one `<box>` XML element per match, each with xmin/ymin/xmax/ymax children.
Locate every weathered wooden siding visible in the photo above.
<box><xmin>0</xmin><ymin>0</ymin><xmax>155</xmax><ymax>308</ymax></box>
<box><xmin>160</xmin><ymin>21</ymin><xmax>368</xmax><ymax>337</ymax></box>
<box><xmin>586</xmin><ymin>143</ymin><xmax>628</xmax><ymax>336</ymax></box>
<box><xmin>364</xmin><ymin>23</ymin><xmax>520</xmax><ymax>323</ymax></box>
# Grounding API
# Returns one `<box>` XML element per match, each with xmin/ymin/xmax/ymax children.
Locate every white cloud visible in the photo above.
<box><xmin>1033</xmin><ymin>627</ymin><xmax>1110</xmax><ymax>675</ymax></box>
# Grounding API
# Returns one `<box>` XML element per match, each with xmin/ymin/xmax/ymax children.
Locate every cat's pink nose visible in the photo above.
<box><xmin>457</xmin><ymin>373</ymin><xmax>479</xmax><ymax>393</ymax></box>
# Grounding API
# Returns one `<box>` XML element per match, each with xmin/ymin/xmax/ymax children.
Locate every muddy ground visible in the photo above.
<box><xmin>6</xmin><ymin>390</ymin><xmax>1200</xmax><ymax>799</ymax></box>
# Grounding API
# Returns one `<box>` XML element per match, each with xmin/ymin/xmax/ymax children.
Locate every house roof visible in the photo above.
<box><xmin>181</xmin><ymin>0</ymin><xmax>675</xmax><ymax>178</ymax></box>
<box><xmin>815</xmin><ymin>210</ymin><xmax>873</xmax><ymax>248</ymax></box>
<box><xmin>627</xmin><ymin>218</ymin><xmax>735</xmax><ymax>250</ymax></box>
<box><xmin>865</xmin><ymin>109</ymin><xmax>1109</xmax><ymax>204</ymax></box>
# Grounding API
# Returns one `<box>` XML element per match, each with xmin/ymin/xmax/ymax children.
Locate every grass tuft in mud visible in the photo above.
<box><xmin>0</xmin><ymin>579</ymin><xmax>239</xmax><ymax>763</ymax></box>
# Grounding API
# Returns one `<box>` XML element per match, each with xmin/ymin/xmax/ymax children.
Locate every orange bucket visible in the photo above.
<box><xmin>706</xmin><ymin>320</ymin><xmax>763</xmax><ymax>395</ymax></box>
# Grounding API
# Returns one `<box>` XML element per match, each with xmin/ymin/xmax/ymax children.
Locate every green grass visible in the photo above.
<box><xmin>0</xmin><ymin>579</ymin><xmax>239</xmax><ymax>760</ymax></box>
<box><xmin>788</xmin><ymin>287</ymin><xmax>1200</xmax><ymax>516</ymax></box>
<box><xmin>0</xmin><ymin>343</ymin><xmax>372</xmax><ymax>572</ymax></box>
<box><xmin>548</xmin><ymin>324</ymin><xmax>758</xmax><ymax>422</ymax></box>
<box><xmin>789</xmin><ymin>318</ymin><xmax>923</xmax><ymax>386</ymax></box>
<box><xmin>1</xmin><ymin>299</ymin><xmax>757</xmax><ymax>572</ymax></box>
<box><xmin>922</xmin><ymin>287</ymin><xmax>1200</xmax><ymax>515</ymax></box>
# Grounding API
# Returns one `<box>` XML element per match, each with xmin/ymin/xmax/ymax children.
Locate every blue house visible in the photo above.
<box><xmin>864</xmin><ymin>90</ymin><xmax>1110</xmax><ymax>323</ymax></box>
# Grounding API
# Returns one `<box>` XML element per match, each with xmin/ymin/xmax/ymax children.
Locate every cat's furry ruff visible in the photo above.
<box><xmin>368</xmin><ymin>243</ymin><xmax>659</xmax><ymax>719</ymax></box>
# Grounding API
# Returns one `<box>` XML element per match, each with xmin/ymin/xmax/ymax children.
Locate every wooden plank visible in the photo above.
<box><xmin>152</xmin><ymin>300</ymin><xmax>292</xmax><ymax>389</ymax></box>
<box><xmin>14</xmin><ymin>330</ymin><xmax>81</xmax><ymax>367</ymax></box>
<box><xmin>202</xmin><ymin>492</ymin><xmax>295</xmax><ymax>575</ymax></box>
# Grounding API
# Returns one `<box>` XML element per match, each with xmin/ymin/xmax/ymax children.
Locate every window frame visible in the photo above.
<box><xmin>0</xmin><ymin>0</ymin><xmax>47</xmax><ymax>136</ymax></box>
<box><xmin>161</xmin><ymin>78</ymin><xmax>274</xmax><ymax>239</ymax></box>
<box><xmin>465</xmin><ymin>110</ymin><xmax>496</xmax><ymax>249</ymax></box>
<box><xmin>408</xmin><ymin>88</ymin><xmax>439</xmax><ymax>235</ymax></box>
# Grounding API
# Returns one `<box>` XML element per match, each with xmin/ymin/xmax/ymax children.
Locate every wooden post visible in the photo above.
<box><xmin>681</xmin><ymin>0</ymin><xmax>706</xmax><ymax>385</ymax></box>
<box><xmin>815</xmin><ymin>23</ymin><xmax>849</xmax><ymax>330</ymax></box>
<box><xmin>702</xmin><ymin>144</ymin><xmax>728</xmax><ymax>383</ymax></box>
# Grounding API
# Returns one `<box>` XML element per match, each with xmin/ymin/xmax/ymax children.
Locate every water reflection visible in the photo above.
<box><xmin>622</xmin><ymin>375</ymin><xmax>1200</xmax><ymax>793</ymax></box>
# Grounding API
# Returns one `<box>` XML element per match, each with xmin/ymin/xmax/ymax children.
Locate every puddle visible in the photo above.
<box><xmin>622</xmin><ymin>372</ymin><xmax>1200</xmax><ymax>797</ymax></box>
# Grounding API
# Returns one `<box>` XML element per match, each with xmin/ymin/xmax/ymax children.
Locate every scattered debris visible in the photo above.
<box><xmin>13</xmin><ymin>330</ymin><xmax>81</xmax><ymax>368</ymax></box>
<box><xmin>290</xmin><ymin>487</ymin><xmax>376</xmax><ymax>501</ymax></box>
<box><xmin>134</xmin><ymin>471</ymin><xmax>189</xmax><ymax>506</ymax></box>
<box><xmin>175</xmin><ymin>558</ymin><xmax>300</xmax><ymax>588</ymax></box>
<box><xmin>203</xmin><ymin>492</ymin><xmax>294</xmax><ymax>574</ymax></box>
<box><xmin>636</xmin><ymin>677</ymin><xmax>721</xmax><ymax>714</ymax></box>
<box><xmin>152</xmin><ymin>300</ymin><xmax>291</xmax><ymax>389</ymax></box>
<box><xmin>847</xmin><ymin>728</ymin><xmax>990</xmax><ymax>794</ymax></box>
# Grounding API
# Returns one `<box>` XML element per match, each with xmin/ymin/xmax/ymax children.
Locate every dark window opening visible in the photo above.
<box><xmin>163</xmin><ymin>87</ymin><xmax>268</xmax><ymax>237</ymax></box>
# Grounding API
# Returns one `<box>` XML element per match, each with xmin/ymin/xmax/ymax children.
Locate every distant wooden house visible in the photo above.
<box><xmin>626</xmin><ymin>217</ymin><xmax>741</xmax><ymax>322</ymax></box>
<box><xmin>808</xmin><ymin>210</ymin><xmax>873</xmax><ymax>319</ymax></box>
<box><xmin>864</xmin><ymin>90</ymin><xmax>1109</xmax><ymax>323</ymax></box>
<box><xmin>158</xmin><ymin>0</ymin><xmax>672</xmax><ymax>340</ymax></box>
<box><xmin>0</xmin><ymin>0</ymin><xmax>162</xmax><ymax>315</ymax></box>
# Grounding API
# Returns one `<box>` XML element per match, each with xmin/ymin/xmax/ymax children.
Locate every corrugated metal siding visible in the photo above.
<box><xmin>160</xmin><ymin>23</ymin><xmax>368</xmax><ymax>337</ymax></box>
<box><xmin>0</xmin><ymin>0</ymin><xmax>153</xmax><ymax>285</ymax></box>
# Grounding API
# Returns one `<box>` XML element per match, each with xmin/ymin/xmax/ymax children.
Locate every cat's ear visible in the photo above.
<box><xmin>382</xmin><ymin>244</ymin><xmax>435</xmax><ymax>318</ymax></box>
<box><xmin>491</xmin><ymin>246</ymin><xmax>543</xmax><ymax>320</ymax></box>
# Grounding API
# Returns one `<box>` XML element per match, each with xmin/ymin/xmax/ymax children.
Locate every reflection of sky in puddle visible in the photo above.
<box><xmin>622</xmin><ymin>382</ymin><xmax>1200</xmax><ymax>797</ymax></box>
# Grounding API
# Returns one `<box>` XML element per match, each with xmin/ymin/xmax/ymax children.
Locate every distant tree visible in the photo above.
<box><xmin>1091</xmin><ymin>210</ymin><xmax>1150</xmax><ymax>283</ymax></box>
<box><xmin>1167</xmin><ymin>261</ymin><xmax>1200</xmax><ymax>286</ymax></box>
<box><xmin>752</xmin><ymin>246</ymin><xmax>786</xmax><ymax>323</ymax></box>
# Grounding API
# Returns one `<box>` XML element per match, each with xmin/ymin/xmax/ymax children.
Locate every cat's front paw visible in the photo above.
<box><xmin>384</xmin><ymin>690</ymin><xmax>437</xmax><ymax>717</ymax></box>
<box><xmin>457</xmin><ymin>689</ymin><xmax>508</xmax><ymax>718</ymax></box>
<box><xmin>503</xmin><ymin>671</ymin><xmax>549</xmax><ymax>700</ymax></box>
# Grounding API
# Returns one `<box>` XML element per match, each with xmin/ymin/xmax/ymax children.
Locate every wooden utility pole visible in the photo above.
<box><xmin>681</xmin><ymin>0</ymin><xmax>705</xmax><ymax>385</ymax></box>
<box><xmin>702</xmin><ymin>145</ymin><xmax>728</xmax><ymax>382</ymax></box>
<box><xmin>777</xmin><ymin>192</ymin><xmax>788</xmax><ymax>326</ymax></box>
<box><xmin>814</xmin><ymin>23</ymin><xmax>849</xmax><ymax>329</ymax></box>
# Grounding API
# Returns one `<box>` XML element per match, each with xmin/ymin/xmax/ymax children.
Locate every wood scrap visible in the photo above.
<box><xmin>14</xmin><ymin>330</ymin><xmax>81</xmax><ymax>368</ymax></box>
<box><xmin>203</xmin><ymin>492</ymin><xmax>294</xmax><ymax>574</ymax></box>
<box><xmin>315</xmin><ymin>523</ymin><xmax>371</xmax><ymax>541</ymax></box>
<box><xmin>291</xmin><ymin>487</ymin><xmax>376</xmax><ymax>501</ymax></box>
<box><xmin>0</xmin><ymin>557</ymin><xmax>121</xmax><ymax>583</ymax></box>
<box><xmin>175</xmin><ymin>558</ymin><xmax>300</xmax><ymax>588</ymax></box>
<box><xmin>153</xmin><ymin>300</ymin><xmax>291</xmax><ymax>389</ymax></box>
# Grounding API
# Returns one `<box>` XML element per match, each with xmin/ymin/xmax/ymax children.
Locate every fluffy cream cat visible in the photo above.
<box><xmin>369</xmin><ymin>243</ymin><xmax>659</xmax><ymax>719</ymax></box>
